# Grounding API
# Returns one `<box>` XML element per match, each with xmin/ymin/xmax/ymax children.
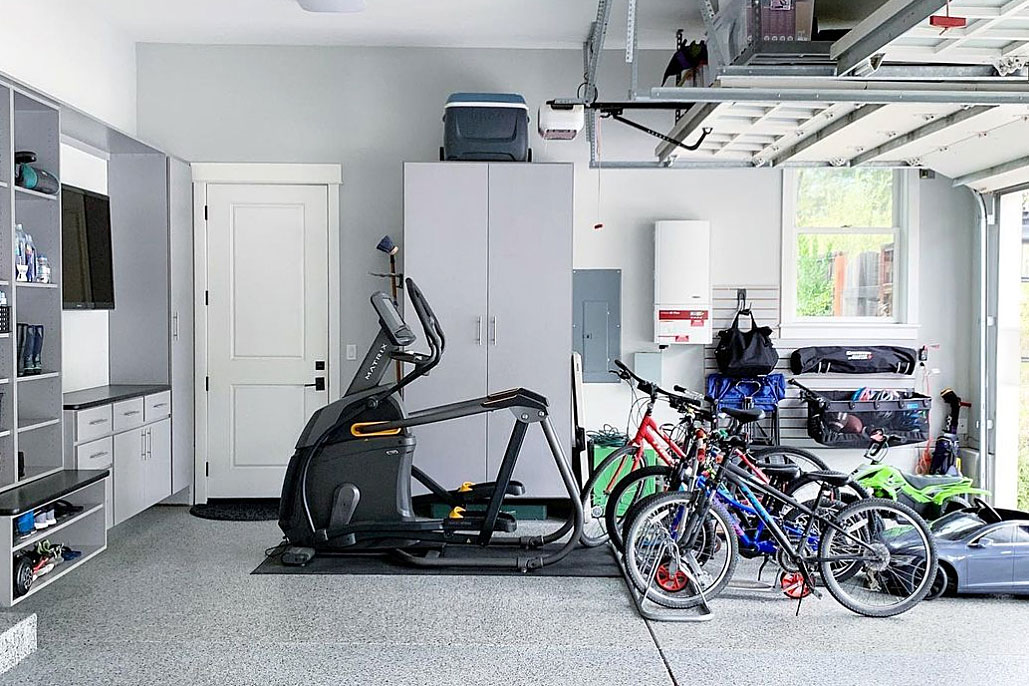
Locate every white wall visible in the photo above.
<box><xmin>135</xmin><ymin>44</ymin><xmax>979</xmax><ymax>466</ymax></box>
<box><xmin>0</xmin><ymin>2</ymin><xmax>137</xmax><ymax>133</ymax></box>
<box><xmin>60</xmin><ymin>144</ymin><xmax>111</xmax><ymax>392</ymax></box>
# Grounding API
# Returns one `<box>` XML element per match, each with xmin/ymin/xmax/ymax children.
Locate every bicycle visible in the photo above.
<box><xmin>621</xmin><ymin>434</ymin><xmax>939</xmax><ymax>616</ymax></box>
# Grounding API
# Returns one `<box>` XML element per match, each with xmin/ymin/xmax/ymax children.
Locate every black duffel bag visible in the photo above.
<box><xmin>715</xmin><ymin>311</ymin><xmax>778</xmax><ymax>378</ymax></box>
<box><xmin>790</xmin><ymin>346</ymin><xmax>918</xmax><ymax>375</ymax></box>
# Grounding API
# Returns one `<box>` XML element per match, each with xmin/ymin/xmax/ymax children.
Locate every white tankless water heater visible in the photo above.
<box><xmin>654</xmin><ymin>220</ymin><xmax>712</xmax><ymax>345</ymax></box>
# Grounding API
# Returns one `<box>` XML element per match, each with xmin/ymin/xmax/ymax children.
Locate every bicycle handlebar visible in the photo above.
<box><xmin>610</xmin><ymin>359</ymin><xmax>704</xmax><ymax>408</ymax></box>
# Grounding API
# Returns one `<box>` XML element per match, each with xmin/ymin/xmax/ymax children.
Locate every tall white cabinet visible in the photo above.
<box><xmin>403</xmin><ymin>163</ymin><xmax>573</xmax><ymax>498</ymax></box>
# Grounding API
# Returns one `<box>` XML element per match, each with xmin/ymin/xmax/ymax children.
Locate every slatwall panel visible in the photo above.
<box><xmin>703</xmin><ymin>285</ymin><xmax>924</xmax><ymax>449</ymax></box>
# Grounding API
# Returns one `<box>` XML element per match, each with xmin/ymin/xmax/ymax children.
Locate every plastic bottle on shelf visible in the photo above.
<box><xmin>14</xmin><ymin>224</ymin><xmax>27</xmax><ymax>282</ymax></box>
<box><xmin>35</xmin><ymin>255</ymin><xmax>51</xmax><ymax>284</ymax></box>
<box><xmin>24</xmin><ymin>233</ymin><xmax>35</xmax><ymax>282</ymax></box>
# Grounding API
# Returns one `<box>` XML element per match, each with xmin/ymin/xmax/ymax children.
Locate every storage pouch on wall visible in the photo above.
<box><xmin>706</xmin><ymin>373</ymin><xmax>785</xmax><ymax>412</ymax></box>
<box><xmin>790</xmin><ymin>346</ymin><xmax>918</xmax><ymax>375</ymax></box>
<box><xmin>714</xmin><ymin>311</ymin><xmax>778</xmax><ymax>378</ymax></box>
<box><xmin>801</xmin><ymin>388</ymin><xmax>930</xmax><ymax>448</ymax></box>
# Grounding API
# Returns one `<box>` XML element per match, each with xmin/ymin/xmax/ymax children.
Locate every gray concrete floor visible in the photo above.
<box><xmin>4</xmin><ymin>506</ymin><xmax>1028</xmax><ymax>685</ymax></box>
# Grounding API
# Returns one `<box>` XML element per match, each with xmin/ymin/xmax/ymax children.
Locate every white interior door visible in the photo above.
<box><xmin>205</xmin><ymin>183</ymin><xmax>329</xmax><ymax>498</ymax></box>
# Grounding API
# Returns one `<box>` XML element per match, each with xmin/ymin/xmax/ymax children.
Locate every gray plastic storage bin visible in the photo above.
<box><xmin>442</xmin><ymin>93</ymin><xmax>530</xmax><ymax>162</ymax></box>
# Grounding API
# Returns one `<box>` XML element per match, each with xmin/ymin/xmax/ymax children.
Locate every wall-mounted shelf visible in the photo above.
<box><xmin>0</xmin><ymin>430</ymin><xmax>11</xmax><ymax>439</ymax></box>
<box><xmin>15</xmin><ymin>282</ymin><xmax>58</xmax><ymax>290</ymax></box>
<box><xmin>17</xmin><ymin>372</ymin><xmax>59</xmax><ymax>383</ymax></box>
<box><xmin>17</xmin><ymin>418</ymin><xmax>60</xmax><ymax>434</ymax></box>
<box><xmin>13</xmin><ymin>186</ymin><xmax>57</xmax><ymax>202</ymax></box>
<box><xmin>0</xmin><ymin>181</ymin><xmax>7</xmax><ymax>189</ymax></box>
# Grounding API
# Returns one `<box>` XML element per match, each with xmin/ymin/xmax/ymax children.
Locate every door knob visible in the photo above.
<box><xmin>305</xmin><ymin>377</ymin><xmax>326</xmax><ymax>392</ymax></box>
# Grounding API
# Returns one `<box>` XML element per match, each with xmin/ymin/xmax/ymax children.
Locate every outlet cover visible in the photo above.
<box><xmin>957</xmin><ymin>415</ymin><xmax>969</xmax><ymax>435</ymax></box>
<box><xmin>346</xmin><ymin>344</ymin><xmax>357</xmax><ymax>360</ymax></box>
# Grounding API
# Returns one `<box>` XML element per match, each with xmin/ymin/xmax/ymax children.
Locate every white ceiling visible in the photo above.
<box><xmin>68</xmin><ymin>0</ymin><xmax>884</xmax><ymax>50</ymax></box>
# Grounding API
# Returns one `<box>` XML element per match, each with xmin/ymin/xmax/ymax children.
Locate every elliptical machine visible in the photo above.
<box><xmin>278</xmin><ymin>278</ymin><xmax>583</xmax><ymax>570</ymax></box>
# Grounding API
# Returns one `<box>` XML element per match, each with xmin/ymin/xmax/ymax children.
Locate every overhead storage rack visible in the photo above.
<box><xmin>558</xmin><ymin>0</ymin><xmax>1029</xmax><ymax>193</ymax></box>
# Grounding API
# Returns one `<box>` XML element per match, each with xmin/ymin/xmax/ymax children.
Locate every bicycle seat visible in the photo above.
<box><xmin>904</xmin><ymin>473</ymin><xmax>966</xmax><ymax>490</ymax></box>
<box><xmin>721</xmin><ymin>407</ymin><xmax>765</xmax><ymax>424</ymax></box>
<box><xmin>807</xmin><ymin>470</ymin><xmax>851</xmax><ymax>488</ymax></box>
<box><xmin>756</xmin><ymin>463</ymin><xmax>801</xmax><ymax>482</ymax></box>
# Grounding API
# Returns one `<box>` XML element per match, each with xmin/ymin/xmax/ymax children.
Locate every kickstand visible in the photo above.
<box><xmin>611</xmin><ymin>541</ymin><xmax>714</xmax><ymax>623</ymax></box>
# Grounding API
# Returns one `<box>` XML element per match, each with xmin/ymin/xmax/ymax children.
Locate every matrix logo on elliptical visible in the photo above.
<box><xmin>365</xmin><ymin>343</ymin><xmax>389</xmax><ymax>381</ymax></box>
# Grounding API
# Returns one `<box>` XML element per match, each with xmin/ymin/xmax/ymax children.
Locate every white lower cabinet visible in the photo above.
<box><xmin>113</xmin><ymin>420</ymin><xmax>172</xmax><ymax>526</ymax></box>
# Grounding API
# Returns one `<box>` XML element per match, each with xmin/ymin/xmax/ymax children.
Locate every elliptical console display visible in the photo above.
<box><xmin>278</xmin><ymin>278</ymin><xmax>583</xmax><ymax>570</ymax></box>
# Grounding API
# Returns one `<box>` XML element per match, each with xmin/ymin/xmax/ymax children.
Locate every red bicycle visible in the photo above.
<box><xmin>579</xmin><ymin>360</ymin><xmax>708</xmax><ymax>546</ymax></box>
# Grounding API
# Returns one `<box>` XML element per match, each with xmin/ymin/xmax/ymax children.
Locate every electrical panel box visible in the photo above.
<box><xmin>573</xmin><ymin>269</ymin><xmax>621</xmax><ymax>383</ymax></box>
<box><xmin>654</xmin><ymin>220</ymin><xmax>712</xmax><ymax>345</ymax></box>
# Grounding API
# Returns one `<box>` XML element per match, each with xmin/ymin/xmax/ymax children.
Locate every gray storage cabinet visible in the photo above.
<box><xmin>403</xmin><ymin>162</ymin><xmax>573</xmax><ymax>497</ymax></box>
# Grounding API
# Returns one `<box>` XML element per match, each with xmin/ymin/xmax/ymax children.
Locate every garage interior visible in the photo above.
<box><xmin>0</xmin><ymin>1</ymin><xmax>1028</xmax><ymax>684</ymax></box>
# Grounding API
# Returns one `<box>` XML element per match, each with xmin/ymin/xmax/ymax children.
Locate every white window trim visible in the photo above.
<box><xmin>780</xmin><ymin>169</ymin><xmax>920</xmax><ymax>340</ymax></box>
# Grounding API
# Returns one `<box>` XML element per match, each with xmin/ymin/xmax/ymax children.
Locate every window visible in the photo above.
<box><xmin>782</xmin><ymin>169</ymin><xmax>917</xmax><ymax>338</ymax></box>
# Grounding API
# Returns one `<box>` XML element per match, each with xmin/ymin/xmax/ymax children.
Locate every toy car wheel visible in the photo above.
<box><xmin>13</xmin><ymin>555</ymin><xmax>33</xmax><ymax>597</ymax></box>
<box><xmin>925</xmin><ymin>565</ymin><xmax>948</xmax><ymax>601</ymax></box>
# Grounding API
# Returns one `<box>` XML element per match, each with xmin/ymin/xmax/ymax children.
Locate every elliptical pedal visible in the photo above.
<box><xmin>442</xmin><ymin>510</ymin><xmax>518</xmax><ymax>533</ymax></box>
<box><xmin>450</xmin><ymin>480</ymin><xmax>525</xmax><ymax>503</ymax></box>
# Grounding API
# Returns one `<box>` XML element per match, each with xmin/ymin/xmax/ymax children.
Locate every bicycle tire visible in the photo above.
<box><xmin>579</xmin><ymin>443</ymin><xmax>642</xmax><ymax>547</ymax></box>
<box><xmin>605</xmin><ymin>465</ymin><xmax>675</xmax><ymax>553</ymax></box>
<box><xmin>622</xmin><ymin>492</ymin><xmax>739</xmax><ymax>609</ymax></box>
<box><xmin>818</xmin><ymin>497</ymin><xmax>938</xmax><ymax>617</ymax></box>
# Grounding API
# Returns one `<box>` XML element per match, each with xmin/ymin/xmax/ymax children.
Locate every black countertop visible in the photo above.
<box><xmin>63</xmin><ymin>384</ymin><xmax>171</xmax><ymax>411</ymax></box>
<box><xmin>0</xmin><ymin>470</ymin><xmax>110</xmax><ymax>515</ymax></box>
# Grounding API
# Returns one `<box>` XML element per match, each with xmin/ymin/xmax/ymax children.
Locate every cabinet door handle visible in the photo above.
<box><xmin>89</xmin><ymin>451</ymin><xmax>109</xmax><ymax>460</ymax></box>
<box><xmin>147</xmin><ymin>428</ymin><xmax>153</xmax><ymax>460</ymax></box>
<box><xmin>490</xmin><ymin>316</ymin><xmax>498</xmax><ymax>346</ymax></box>
<box><xmin>475</xmin><ymin>316</ymin><xmax>483</xmax><ymax>345</ymax></box>
<box><xmin>88</xmin><ymin>418</ymin><xmax>109</xmax><ymax>426</ymax></box>
<box><xmin>123</xmin><ymin>410</ymin><xmax>141</xmax><ymax>417</ymax></box>
<box><xmin>173</xmin><ymin>312</ymin><xmax>179</xmax><ymax>340</ymax></box>
<box><xmin>152</xmin><ymin>402</ymin><xmax>169</xmax><ymax>409</ymax></box>
<box><xmin>141</xmin><ymin>431</ymin><xmax>146</xmax><ymax>459</ymax></box>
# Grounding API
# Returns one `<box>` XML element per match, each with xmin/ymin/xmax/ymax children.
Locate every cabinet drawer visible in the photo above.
<box><xmin>75</xmin><ymin>405</ymin><xmax>113</xmax><ymax>443</ymax></box>
<box><xmin>113</xmin><ymin>398</ymin><xmax>145</xmax><ymax>432</ymax></box>
<box><xmin>144</xmin><ymin>392</ymin><xmax>171</xmax><ymax>422</ymax></box>
<box><xmin>76</xmin><ymin>436</ymin><xmax>114</xmax><ymax>470</ymax></box>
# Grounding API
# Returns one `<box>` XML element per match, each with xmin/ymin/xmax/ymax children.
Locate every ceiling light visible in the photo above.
<box><xmin>297</xmin><ymin>0</ymin><xmax>367</xmax><ymax>13</ymax></box>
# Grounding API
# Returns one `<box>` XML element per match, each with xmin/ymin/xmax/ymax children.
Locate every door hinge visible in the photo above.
<box><xmin>205</xmin><ymin>290</ymin><xmax>209</xmax><ymax>306</ymax></box>
<box><xmin>205</xmin><ymin>376</ymin><xmax>209</xmax><ymax>391</ymax></box>
<box><xmin>205</xmin><ymin>462</ymin><xmax>210</xmax><ymax>477</ymax></box>
<box><xmin>204</xmin><ymin>205</ymin><xmax>208</xmax><ymax>221</ymax></box>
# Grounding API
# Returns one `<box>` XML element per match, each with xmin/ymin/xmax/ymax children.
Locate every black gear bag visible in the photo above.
<box><xmin>715</xmin><ymin>311</ymin><xmax>778</xmax><ymax>378</ymax></box>
<box><xmin>790</xmin><ymin>346</ymin><xmax>918</xmax><ymax>375</ymax></box>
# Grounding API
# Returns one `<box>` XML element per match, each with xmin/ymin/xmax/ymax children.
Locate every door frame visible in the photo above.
<box><xmin>191</xmin><ymin>163</ymin><xmax>342</xmax><ymax>504</ymax></box>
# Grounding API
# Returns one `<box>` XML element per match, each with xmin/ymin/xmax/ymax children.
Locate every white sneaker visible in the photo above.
<box><xmin>45</xmin><ymin>510</ymin><xmax>56</xmax><ymax>526</ymax></box>
<box><xmin>33</xmin><ymin>512</ymin><xmax>48</xmax><ymax>530</ymax></box>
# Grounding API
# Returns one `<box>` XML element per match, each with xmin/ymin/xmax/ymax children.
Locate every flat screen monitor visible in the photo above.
<box><xmin>61</xmin><ymin>184</ymin><xmax>114</xmax><ymax>310</ymax></box>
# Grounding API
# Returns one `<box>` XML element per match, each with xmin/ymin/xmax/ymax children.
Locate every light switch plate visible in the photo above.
<box><xmin>346</xmin><ymin>344</ymin><xmax>357</xmax><ymax>360</ymax></box>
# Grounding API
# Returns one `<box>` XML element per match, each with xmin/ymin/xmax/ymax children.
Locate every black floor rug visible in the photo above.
<box><xmin>189</xmin><ymin>498</ymin><xmax>280</xmax><ymax>522</ymax></box>
<box><xmin>252</xmin><ymin>543</ymin><xmax>619</xmax><ymax>578</ymax></box>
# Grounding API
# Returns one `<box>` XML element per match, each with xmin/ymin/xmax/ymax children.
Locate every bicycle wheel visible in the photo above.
<box><xmin>579</xmin><ymin>443</ymin><xmax>642</xmax><ymax>547</ymax></box>
<box><xmin>750</xmin><ymin>445</ymin><xmax>829</xmax><ymax>473</ymax></box>
<box><xmin>622</xmin><ymin>492</ymin><xmax>739</xmax><ymax>609</ymax></box>
<box><xmin>818</xmin><ymin>498</ymin><xmax>937</xmax><ymax>617</ymax></box>
<box><xmin>605</xmin><ymin>465</ymin><xmax>675</xmax><ymax>553</ymax></box>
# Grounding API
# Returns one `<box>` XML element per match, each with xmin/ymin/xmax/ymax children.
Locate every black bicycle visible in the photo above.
<box><xmin>621</xmin><ymin>434</ymin><xmax>938</xmax><ymax>616</ymax></box>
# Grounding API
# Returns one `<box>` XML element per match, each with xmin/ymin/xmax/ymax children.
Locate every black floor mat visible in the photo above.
<box><xmin>189</xmin><ymin>498</ymin><xmax>280</xmax><ymax>522</ymax></box>
<box><xmin>252</xmin><ymin>543</ymin><xmax>620</xmax><ymax>577</ymax></box>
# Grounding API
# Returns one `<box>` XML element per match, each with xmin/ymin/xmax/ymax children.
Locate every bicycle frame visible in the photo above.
<box><xmin>601</xmin><ymin>406</ymin><xmax>691</xmax><ymax>495</ymax></box>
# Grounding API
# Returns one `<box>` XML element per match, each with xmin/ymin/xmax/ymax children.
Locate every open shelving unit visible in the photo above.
<box><xmin>0</xmin><ymin>83</ymin><xmax>64</xmax><ymax>494</ymax></box>
<box><xmin>0</xmin><ymin>476</ymin><xmax>106</xmax><ymax>606</ymax></box>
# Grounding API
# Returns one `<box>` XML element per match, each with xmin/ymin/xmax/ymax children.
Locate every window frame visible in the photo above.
<box><xmin>780</xmin><ymin>168</ymin><xmax>920</xmax><ymax>340</ymax></box>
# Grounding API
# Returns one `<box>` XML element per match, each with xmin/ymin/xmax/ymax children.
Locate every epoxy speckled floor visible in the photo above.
<box><xmin>3</xmin><ymin>506</ymin><xmax>1028</xmax><ymax>685</ymax></box>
